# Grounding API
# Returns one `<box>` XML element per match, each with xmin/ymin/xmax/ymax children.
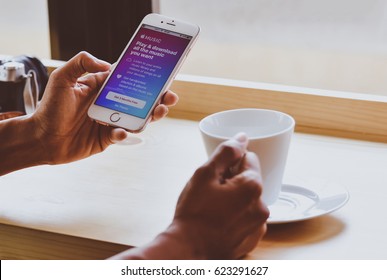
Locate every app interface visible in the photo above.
<box><xmin>95</xmin><ymin>24</ymin><xmax>192</xmax><ymax>119</ymax></box>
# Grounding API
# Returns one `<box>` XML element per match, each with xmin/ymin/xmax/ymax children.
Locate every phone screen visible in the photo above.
<box><xmin>94</xmin><ymin>24</ymin><xmax>192</xmax><ymax>119</ymax></box>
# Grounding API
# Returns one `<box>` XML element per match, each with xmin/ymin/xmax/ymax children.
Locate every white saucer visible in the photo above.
<box><xmin>267</xmin><ymin>183</ymin><xmax>349</xmax><ymax>224</ymax></box>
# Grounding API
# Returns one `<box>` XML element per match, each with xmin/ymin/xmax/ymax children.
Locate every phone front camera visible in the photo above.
<box><xmin>161</xmin><ymin>21</ymin><xmax>164</xmax><ymax>23</ymax></box>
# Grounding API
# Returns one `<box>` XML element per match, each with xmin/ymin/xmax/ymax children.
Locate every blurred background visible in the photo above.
<box><xmin>2</xmin><ymin>0</ymin><xmax>387</xmax><ymax>96</ymax></box>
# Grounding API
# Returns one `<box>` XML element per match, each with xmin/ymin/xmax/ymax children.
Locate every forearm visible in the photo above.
<box><xmin>0</xmin><ymin>116</ymin><xmax>47</xmax><ymax>175</ymax></box>
<box><xmin>109</xmin><ymin>223</ymin><xmax>206</xmax><ymax>260</ymax></box>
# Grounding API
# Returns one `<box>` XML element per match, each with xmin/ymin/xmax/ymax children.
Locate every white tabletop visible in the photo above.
<box><xmin>1</xmin><ymin>117</ymin><xmax>387</xmax><ymax>259</ymax></box>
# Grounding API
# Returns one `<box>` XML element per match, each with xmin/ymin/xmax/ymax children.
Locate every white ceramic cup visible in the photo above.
<box><xmin>199</xmin><ymin>108</ymin><xmax>295</xmax><ymax>205</ymax></box>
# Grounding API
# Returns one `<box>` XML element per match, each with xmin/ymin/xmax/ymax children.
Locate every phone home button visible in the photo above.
<box><xmin>110</xmin><ymin>112</ymin><xmax>121</xmax><ymax>123</ymax></box>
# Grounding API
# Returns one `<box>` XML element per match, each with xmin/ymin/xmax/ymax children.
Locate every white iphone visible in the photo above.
<box><xmin>88</xmin><ymin>13</ymin><xmax>200</xmax><ymax>132</ymax></box>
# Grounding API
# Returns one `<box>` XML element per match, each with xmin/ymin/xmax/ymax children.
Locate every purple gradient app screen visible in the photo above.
<box><xmin>94</xmin><ymin>24</ymin><xmax>192</xmax><ymax>119</ymax></box>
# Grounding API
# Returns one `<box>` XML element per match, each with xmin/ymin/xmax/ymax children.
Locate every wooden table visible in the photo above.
<box><xmin>1</xmin><ymin>117</ymin><xmax>387</xmax><ymax>259</ymax></box>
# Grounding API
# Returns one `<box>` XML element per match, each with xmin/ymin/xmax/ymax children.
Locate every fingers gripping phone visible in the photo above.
<box><xmin>88</xmin><ymin>13</ymin><xmax>200</xmax><ymax>132</ymax></box>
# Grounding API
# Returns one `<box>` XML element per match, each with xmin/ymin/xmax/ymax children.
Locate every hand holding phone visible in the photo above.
<box><xmin>88</xmin><ymin>13</ymin><xmax>200</xmax><ymax>132</ymax></box>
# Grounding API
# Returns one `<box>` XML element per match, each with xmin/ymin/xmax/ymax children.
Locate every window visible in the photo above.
<box><xmin>0</xmin><ymin>0</ymin><xmax>50</xmax><ymax>58</ymax></box>
<box><xmin>159</xmin><ymin>0</ymin><xmax>387</xmax><ymax>96</ymax></box>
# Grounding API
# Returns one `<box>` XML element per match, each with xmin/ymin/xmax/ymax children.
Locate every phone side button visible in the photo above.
<box><xmin>110</xmin><ymin>112</ymin><xmax>121</xmax><ymax>123</ymax></box>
